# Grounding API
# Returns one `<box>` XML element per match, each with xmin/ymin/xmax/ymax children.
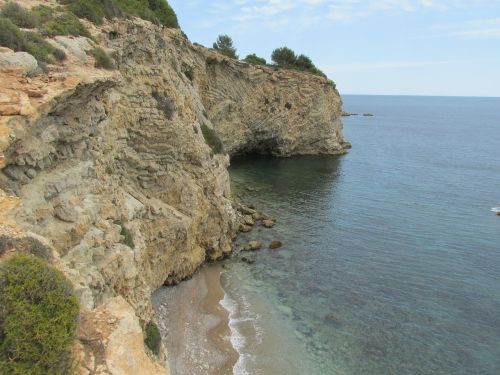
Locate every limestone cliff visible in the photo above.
<box><xmin>0</xmin><ymin>12</ymin><xmax>348</xmax><ymax>375</ymax></box>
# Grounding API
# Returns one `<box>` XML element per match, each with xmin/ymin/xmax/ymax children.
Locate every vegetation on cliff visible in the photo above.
<box><xmin>0</xmin><ymin>14</ymin><xmax>67</xmax><ymax>63</ymax></box>
<box><xmin>58</xmin><ymin>0</ymin><xmax>179</xmax><ymax>28</ymax></box>
<box><xmin>144</xmin><ymin>321</ymin><xmax>161</xmax><ymax>355</ymax></box>
<box><xmin>244</xmin><ymin>53</ymin><xmax>266</xmax><ymax>65</ymax></box>
<box><xmin>211</xmin><ymin>34</ymin><xmax>325</xmax><ymax>77</ymax></box>
<box><xmin>271</xmin><ymin>46</ymin><xmax>326</xmax><ymax>77</ymax></box>
<box><xmin>212</xmin><ymin>34</ymin><xmax>238</xmax><ymax>59</ymax></box>
<box><xmin>201</xmin><ymin>123</ymin><xmax>224</xmax><ymax>154</ymax></box>
<box><xmin>0</xmin><ymin>254</ymin><xmax>79</xmax><ymax>375</ymax></box>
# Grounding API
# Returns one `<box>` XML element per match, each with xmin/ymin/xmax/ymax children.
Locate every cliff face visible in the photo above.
<box><xmin>0</xmin><ymin>16</ymin><xmax>348</xmax><ymax>375</ymax></box>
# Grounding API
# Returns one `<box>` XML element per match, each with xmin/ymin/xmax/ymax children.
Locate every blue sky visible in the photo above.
<box><xmin>169</xmin><ymin>0</ymin><xmax>500</xmax><ymax>97</ymax></box>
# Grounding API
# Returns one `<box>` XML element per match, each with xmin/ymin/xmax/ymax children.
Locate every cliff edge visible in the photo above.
<box><xmin>0</xmin><ymin>6</ymin><xmax>348</xmax><ymax>374</ymax></box>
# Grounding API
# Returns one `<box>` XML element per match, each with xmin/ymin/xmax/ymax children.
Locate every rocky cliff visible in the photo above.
<box><xmin>0</xmin><ymin>12</ymin><xmax>348</xmax><ymax>375</ymax></box>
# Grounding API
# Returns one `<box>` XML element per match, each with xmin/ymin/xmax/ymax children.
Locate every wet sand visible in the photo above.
<box><xmin>152</xmin><ymin>264</ymin><xmax>238</xmax><ymax>375</ymax></box>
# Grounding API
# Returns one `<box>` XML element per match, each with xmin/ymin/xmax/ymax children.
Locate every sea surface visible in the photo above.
<box><xmin>223</xmin><ymin>95</ymin><xmax>500</xmax><ymax>375</ymax></box>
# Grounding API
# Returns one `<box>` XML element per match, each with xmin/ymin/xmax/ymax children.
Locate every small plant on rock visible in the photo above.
<box><xmin>90</xmin><ymin>47</ymin><xmax>114</xmax><ymax>69</ymax></box>
<box><xmin>144</xmin><ymin>321</ymin><xmax>161</xmax><ymax>355</ymax></box>
<box><xmin>201</xmin><ymin>123</ymin><xmax>224</xmax><ymax>154</ymax></box>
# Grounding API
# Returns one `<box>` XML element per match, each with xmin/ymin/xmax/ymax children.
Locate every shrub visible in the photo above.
<box><xmin>113</xmin><ymin>0</ymin><xmax>178</xmax><ymax>27</ymax></box>
<box><xmin>31</xmin><ymin>4</ymin><xmax>55</xmax><ymax>23</ymax></box>
<box><xmin>24</xmin><ymin>31</ymin><xmax>58</xmax><ymax>63</ymax></box>
<box><xmin>271</xmin><ymin>47</ymin><xmax>326</xmax><ymax>77</ymax></box>
<box><xmin>147</xmin><ymin>0</ymin><xmax>178</xmax><ymax>28</ymax></box>
<box><xmin>0</xmin><ymin>254</ymin><xmax>79</xmax><ymax>374</ymax></box>
<box><xmin>212</xmin><ymin>34</ymin><xmax>237</xmax><ymax>59</ymax></box>
<box><xmin>244</xmin><ymin>53</ymin><xmax>266</xmax><ymax>65</ymax></box>
<box><xmin>114</xmin><ymin>219</ymin><xmax>135</xmax><ymax>249</ymax></box>
<box><xmin>65</xmin><ymin>0</ymin><xmax>106</xmax><ymax>24</ymax></box>
<box><xmin>90</xmin><ymin>47</ymin><xmax>114</xmax><ymax>69</ymax></box>
<box><xmin>0</xmin><ymin>16</ymin><xmax>25</xmax><ymax>51</ymax></box>
<box><xmin>144</xmin><ymin>321</ymin><xmax>161</xmax><ymax>355</ymax></box>
<box><xmin>271</xmin><ymin>46</ymin><xmax>296</xmax><ymax>66</ymax></box>
<box><xmin>43</xmin><ymin>12</ymin><xmax>91</xmax><ymax>38</ymax></box>
<box><xmin>201</xmin><ymin>123</ymin><xmax>224</xmax><ymax>154</ymax></box>
<box><xmin>0</xmin><ymin>2</ymin><xmax>39</xmax><ymax>28</ymax></box>
<box><xmin>53</xmin><ymin>46</ymin><xmax>67</xmax><ymax>61</ymax></box>
<box><xmin>0</xmin><ymin>18</ymin><xmax>66</xmax><ymax>63</ymax></box>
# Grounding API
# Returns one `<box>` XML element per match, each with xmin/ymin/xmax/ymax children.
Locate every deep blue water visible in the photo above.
<box><xmin>224</xmin><ymin>95</ymin><xmax>500</xmax><ymax>375</ymax></box>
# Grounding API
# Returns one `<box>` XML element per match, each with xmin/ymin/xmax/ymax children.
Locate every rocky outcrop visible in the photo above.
<box><xmin>0</xmin><ymin>13</ymin><xmax>348</xmax><ymax>375</ymax></box>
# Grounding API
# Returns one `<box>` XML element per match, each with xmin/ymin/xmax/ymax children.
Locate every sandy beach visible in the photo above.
<box><xmin>152</xmin><ymin>264</ymin><xmax>238</xmax><ymax>375</ymax></box>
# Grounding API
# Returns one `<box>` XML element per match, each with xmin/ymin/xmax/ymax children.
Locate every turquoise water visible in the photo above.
<box><xmin>223</xmin><ymin>95</ymin><xmax>500</xmax><ymax>375</ymax></box>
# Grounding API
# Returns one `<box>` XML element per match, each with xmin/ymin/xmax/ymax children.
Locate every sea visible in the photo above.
<box><xmin>222</xmin><ymin>95</ymin><xmax>500</xmax><ymax>375</ymax></box>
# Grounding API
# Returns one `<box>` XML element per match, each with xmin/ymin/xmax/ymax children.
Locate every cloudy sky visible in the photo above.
<box><xmin>169</xmin><ymin>0</ymin><xmax>500</xmax><ymax>96</ymax></box>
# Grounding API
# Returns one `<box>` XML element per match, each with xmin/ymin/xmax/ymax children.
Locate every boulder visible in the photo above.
<box><xmin>54</xmin><ymin>36</ymin><xmax>93</xmax><ymax>62</ymax></box>
<box><xmin>54</xmin><ymin>202</ymin><xmax>78</xmax><ymax>223</ymax></box>
<box><xmin>0</xmin><ymin>52</ymin><xmax>38</xmax><ymax>75</ymax></box>
<box><xmin>242</xmin><ymin>214</ymin><xmax>255</xmax><ymax>226</ymax></box>
<box><xmin>243</xmin><ymin>240</ymin><xmax>261</xmax><ymax>251</ymax></box>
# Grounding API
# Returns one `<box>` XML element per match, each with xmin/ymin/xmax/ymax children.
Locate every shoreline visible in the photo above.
<box><xmin>152</xmin><ymin>264</ymin><xmax>238</xmax><ymax>375</ymax></box>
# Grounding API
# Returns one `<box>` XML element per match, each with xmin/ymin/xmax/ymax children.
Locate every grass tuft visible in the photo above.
<box><xmin>201</xmin><ymin>123</ymin><xmax>224</xmax><ymax>154</ymax></box>
<box><xmin>90</xmin><ymin>47</ymin><xmax>114</xmax><ymax>69</ymax></box>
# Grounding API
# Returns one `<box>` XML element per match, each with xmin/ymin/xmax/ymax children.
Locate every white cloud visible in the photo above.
<box><xmin>195</xmin><ymin>0</ymin><xmax>498</xmax><ymax>29</ymax></box>
<box><xmin>429</xmin><ymin>18</ymin><xmax>500</xmax><ymax>39</ymax></box>
<box><xmin>322</xmin><ymin>59</ymin><xmax>459</xmax><ymax>72</ymax></box>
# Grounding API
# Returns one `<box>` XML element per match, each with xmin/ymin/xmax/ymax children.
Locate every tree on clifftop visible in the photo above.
<box><xmin>271</xmin><ymin>46</ymin><xmax>296</xmax><ymax>66</ymax></box>
<box><xmin>244</xmin><ymin>53</ymin><xmax>266</xmax><ymax>65</ymax></box>
<box><xmin>213</xmin><ymin>34</ymin><xmax>238</xmax><ymax>59</ymax></box>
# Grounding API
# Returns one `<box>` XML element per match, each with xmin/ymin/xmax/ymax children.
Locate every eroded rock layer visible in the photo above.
<box><xmin>0</xmin><ymin>15</ymin><xmax>348</xmax><ymax>375</ymax></box>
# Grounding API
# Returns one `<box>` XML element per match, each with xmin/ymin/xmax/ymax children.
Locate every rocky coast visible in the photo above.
<box><xmin>0</xmin><ymin>1</ymin><xmax>348</xmax><ymax>373</ymax></box>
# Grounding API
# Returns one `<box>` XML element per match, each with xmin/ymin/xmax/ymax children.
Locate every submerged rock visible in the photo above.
<box><xmin>262</xmin><ymin>219</ymin><xmax>276</xmax><ymax>228</ymax></box>
<box><xmin>269</xmin><ymin>240</ymin><xmax>283</xmax><ymax>249</ymax></box>
<box><xmin>240</xmin><ymin>257</ymin><xmax>255</xmax><ymax>264</ymax></box>
<box><xmin>243</xmin><ymin>240</ymin><xmax>262</xmax><ymax>251</ymax></box>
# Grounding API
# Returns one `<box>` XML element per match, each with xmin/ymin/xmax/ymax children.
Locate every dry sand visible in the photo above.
<box><xmin>152</xmin><ymin>264</ymin><xmax>238</xmax><ymax>375</ymax></box>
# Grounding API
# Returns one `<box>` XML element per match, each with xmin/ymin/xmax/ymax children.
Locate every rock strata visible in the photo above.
<box><xmin>0</xmin><ymin>9</ymin><xmax>348</xmax><ymax>375</ymax></box>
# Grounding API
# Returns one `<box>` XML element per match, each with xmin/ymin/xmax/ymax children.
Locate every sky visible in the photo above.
<box><xmin>168</xmin><ymin>0</ymin><xmax>500</xmax><ymax>97</ymax></box>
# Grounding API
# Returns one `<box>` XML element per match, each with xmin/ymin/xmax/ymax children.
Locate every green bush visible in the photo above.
<box><xmin>43</xmin><ymin>12</ymin><xmax>91</xmax><ymax>37</ymax></box>
<box><xmin>90</xmin><ymin>47</ymin><xmax>114</xmax><ymax>69</ymax></box>
<box><xmin>271</xmin><ymin>47</ymin><xmax>326</xmax><ymax>77</ymax></box>
<box><xmin>271</xmin><ymin>46</ymin><xmax>296</xmax><ymax>66</ymax></box>
<box><xmin>212</xmin><ymin>34</ymin><xmax>238</xmax><ymax>59</ymax></box>
<box><xmin>201</xmin><ymin>123</ymin><xmax>224</xmax><ymax>154</ymax></box>
<box><xmin>0</xmin><ymin>254</ymin><xmax>79</xmax><ymax>375</ymax></box>
<box><xmin>244</xmin><ymin>53</ymin><xmax>266</xmax><ymax>65</ymax></box>
<box><xmin>147</xmin><ymin>0</ymin><xmax>178</xmax><ymax>28</ymax></box>
<box><xmin>0</xmin><ymin>2</ymin><xmax>39</xmax><ymax>28</ymax></box>
<box><xmin>114</xmin><ymin>219</ymin><xmax>135</xmax><ymax>248</ymax></box>
<box><xmin>24</xmin><ymin>31</ymin><xmax>65</xmax><ymax>63</ymax></box>
<box><xmin>31</xmin><ymin>4</ymin><xmax>55</xmax><ymax>23</ymax></box>
<box><xmin>65</xmin><ymin>0</ymin><xmax>106</xmax><ymax>24</ymax></box>
<box><xmin>144</xmin><ymin>321</ymin><xmax>161</xmax><ymax>355</ymax></box>
<box><xmin>0</xmin><ymin>18</ymin><xmax>65</xmax><ymax>63</ymax></box>
<box><xmin>0</xmin><ymin>16</ymin><xmax>25</xmax><ymax>51</ymax></box>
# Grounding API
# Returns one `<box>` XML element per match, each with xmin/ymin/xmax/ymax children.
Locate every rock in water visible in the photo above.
<box><xmin>243</xmin><ymin>240</ymin><xmax>262</xmax><ymax>251</ymax></box>
<box><xmin>269</xmin><ymin>240</ymin><xmax>283</xmax><ymax>249</ymax></box>
<box><xmin>262</xmin><ymin>219</ymin><xmax>276</xmax><ymax>228</ymax></box>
